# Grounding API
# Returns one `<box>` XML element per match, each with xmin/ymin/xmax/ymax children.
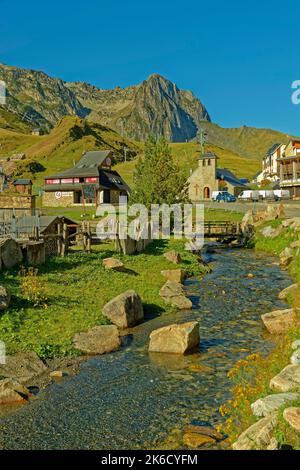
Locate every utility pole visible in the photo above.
<box><xmin>124</xmin><ymin>147</ymin><xmax>130</xmax><ymax>162</ymax></box>
<box><xmin>198</xmin><ymin>128</ymin><xmax>208</xmax><ymax>156</ymax></box>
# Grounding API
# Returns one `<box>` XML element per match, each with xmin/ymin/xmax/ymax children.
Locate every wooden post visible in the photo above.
<box><xmin>87</xmin><ymin>222</ymin><xmax>91</xmax><ymax>253</ymax></box>
<box><xmin>61</xmin><ymin>223</ymin><xmax>68</xmax><ymax>257</ymax></box>
<box><xmin>57</xmin><ymin>223</ymin><xmax>62</xmax><ymax>256</ymax></box>
<box><xmin>82</xmin><ymin>222</ymin><xmax>87</xmax><ymax>251</ymax></box>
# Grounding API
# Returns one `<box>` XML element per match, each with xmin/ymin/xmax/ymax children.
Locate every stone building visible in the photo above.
<box><xmin>188</xmin><ymin>151</ymin><xmax>247</xmax><ymax>201</ymax></box>
<box><xmin>42</xmin><ymin>150</ymin><xmax>130</xmax><ymax>207</ymax></box>
<box><xmin>278</xmin><ymin>139</ymin><xmax>300</xmax><ymax>198</ymax></box>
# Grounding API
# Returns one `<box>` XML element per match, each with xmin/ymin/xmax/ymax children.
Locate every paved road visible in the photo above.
<box><xmin>203</xmin><ymin>200</ymin><xmax>300</xmax><ymax>219</ymax></box>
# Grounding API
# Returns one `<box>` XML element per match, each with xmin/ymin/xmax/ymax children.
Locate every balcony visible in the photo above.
<box><xmin>281</xmin><ymin>174</ymin><xmax>300</xmax><ymax>185</ymax></box>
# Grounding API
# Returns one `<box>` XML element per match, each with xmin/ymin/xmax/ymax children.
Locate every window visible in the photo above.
<box><xmin>61</xmin><ymin>178</ymin><xmax>73</xmax><ymax>184</ymax></box>
<box><xmin>46</xmin><ymin>179</ymin><xmax>60</xmax><ymax>185</ymax></box>
<box><xmin>207</xmin><ymin>159</ymin><xmax>211</xmax><ymax>166</ymax></box>
<box><xmin>85</xmin><ymin>177</ymin><xmax>98</xmax><ymax>183</ymax></box>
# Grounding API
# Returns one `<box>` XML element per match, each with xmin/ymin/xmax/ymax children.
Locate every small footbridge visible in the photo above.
<box><xmin>203</xmin><ymin>221</ymin><xmax>243</xmax><ymax>240</ymax></box>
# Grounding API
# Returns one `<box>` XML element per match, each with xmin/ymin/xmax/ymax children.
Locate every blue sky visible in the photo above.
<box><xmin>1</xmin><ymin>0</ymin><xmax>300</xmax><ymax>135</ymax></box>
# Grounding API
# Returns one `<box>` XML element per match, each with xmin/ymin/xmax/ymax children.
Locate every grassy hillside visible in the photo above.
<box><xmin>198</xmin><ymin>122</ymin><xmax>294</xmax><ymax>160</ymax></box>
<box><xmin>0</xmin><ymin>106</ymin><xmax>34</xmax><ymax>134</ymax></box>
<box><xmin>115</xmin><ymin>142</ymin><xmax>261</xmax><ymax>188</ymax></box>
<box><xmin>0</xmin><ymin>128</ymin><xmax>39</xmax><ymax>157</ymax></box>
<box><xmin>0</xmin><ymin>112</ymin><xmax>283</xmax><ymax>192</ymax></box>
<box><xmin>0</xmin><ymin>116</ymin><xmax>139</xmax><ymax>188</ymax></box>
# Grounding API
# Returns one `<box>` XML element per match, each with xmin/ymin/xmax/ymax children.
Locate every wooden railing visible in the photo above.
<box><xmin>203</xmin><ymin>221</ymin><xmax>242</xmax><ymax>238</ymax></box>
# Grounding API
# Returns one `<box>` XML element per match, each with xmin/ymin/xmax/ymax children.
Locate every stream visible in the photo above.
<box><xmin>0</xmin><ymin>248</ymin><xmax>293</xmax><ymax>450</ymax></box>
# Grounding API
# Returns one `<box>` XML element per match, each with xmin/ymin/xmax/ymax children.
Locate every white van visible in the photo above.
<box><xmin>274</xmin><ymin>189</ymin><xmax>290</xmax><ymax>200</ymax></box>
<box><xmin>212</xmin><ymin>191</ymin><xmax>222</xmax><ymax>201</ymax></box>
<box><xmin>238</xmin><ymin>190</ymin><xmax>260</xmax><ymax>202</ymax></box>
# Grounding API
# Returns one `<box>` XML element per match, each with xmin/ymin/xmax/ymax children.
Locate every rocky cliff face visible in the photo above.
<box><xmin>115</xmin><ymin>74</ymin><xmax>210</xmax><ymax>142</ymax></box>
<box><xmin>0</xmin><ymin>63</ymin><xmax>210</xmax><ymax>141</ymax></box>
<box><xmin>0</xmin><ymin>64</ymin><xmax>90</xmax><ymax>130</ymax></box>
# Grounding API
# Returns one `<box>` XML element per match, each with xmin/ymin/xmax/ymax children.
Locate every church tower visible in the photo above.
<box><xmin>188</xmin><ymin>151</ymin><xmax>219</xmax><ymax>201</ymax></box>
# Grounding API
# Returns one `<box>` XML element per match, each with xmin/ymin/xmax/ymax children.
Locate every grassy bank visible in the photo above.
<box><xmin>220</xmin><ymin>219</ymin><xmax>300</xmax><ymax>449</ymax></box>
<box><xmin>0</xmin><ymin>238</ymin><xmax>205</xmax><ymax>359</ymax></box>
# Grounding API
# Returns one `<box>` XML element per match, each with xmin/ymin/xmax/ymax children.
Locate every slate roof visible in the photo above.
<box><xmin>47</xmin><ymin>150</ymin><xmax>112</xmax><ymax>179</ymax></box>
<box><xmin>216</xmin><ymin>168</ymin><xmax>248</xmax><ymax>188</ymax></box>
<box><xmin>99</xmin><ymin>170</ymin><xmax>130</xmax><ymax>192</ymax></box>
<box><xmin>15</xmin><ymin>215</ymin><xmax>77</xmax><ymax>234</ymax></box>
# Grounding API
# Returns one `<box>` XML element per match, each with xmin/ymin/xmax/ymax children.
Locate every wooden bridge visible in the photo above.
<box><xmin>203</xmin><ymin>221</ymin><xmax>242</xmax><ymax>239</ymax></box>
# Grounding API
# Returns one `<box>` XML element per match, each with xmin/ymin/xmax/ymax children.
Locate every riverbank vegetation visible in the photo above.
<box><xmin>220</xmin><ymin>219</ymin><xmax>300</xmax><ymax>449</ymax></box>
<box><xmin>0</xmin><ymin>238</ymin><xmax>205</xmax><ymax>358</ymax></box>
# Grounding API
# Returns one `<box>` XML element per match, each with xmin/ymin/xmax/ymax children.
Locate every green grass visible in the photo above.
<box><xmin>204</xmin><ymin>208</ymin><xmax>243</xmax><ymax>222</ymax></box>
<box><xmin>0</xmin><ymin>107</ymin><xmax>33</xmax><ymax>134</ymax></box>
<box><xmin>41</xmin><ymin>206</ymin><xmax>97</xmax><ymax>221</ymax></box>
<box><xmin>254</xmin><ymin>221</ymin><xmax>296</xmax><ymax>255</ymax></box>
<box><xmin>0</xmin><ymin>238</ymin><xmax>205</xmax><ymax>357</ymax></box>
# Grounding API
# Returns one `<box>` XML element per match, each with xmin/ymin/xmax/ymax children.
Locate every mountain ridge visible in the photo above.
<box><xmin>0</xmin><ymin>63</ymin><xmax>210</xmax><ymax>141</ymax></box>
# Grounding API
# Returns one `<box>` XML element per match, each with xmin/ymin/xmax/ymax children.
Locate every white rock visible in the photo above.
<box><xmin>270</xmin><ymin>365</ymin><xmax>300</xmax><ymax>392</ymax></box>
<box><xmin>251</xmin><ymin>393</ymin><xmax>299</xmax><ymax>417</ymax></box>
<box><xmin>292</xmin><ymin>339</ymin><xmax>300</xmax><ymax>350</ymax></box>
<box><xmin>291</xmin><ymin>348</ymin><xmax>300</xmax><ymax>365</ymax></box>
<box><xmin>232</xmin><ymin>413</ymin><xmax>278</xmax><ymax>450</ymax></box>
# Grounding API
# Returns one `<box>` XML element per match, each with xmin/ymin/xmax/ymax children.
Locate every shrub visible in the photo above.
<box><xmin>19</xmin><ymin>266</ymin><xmax>48</xmax><ymax>308</ymax></box>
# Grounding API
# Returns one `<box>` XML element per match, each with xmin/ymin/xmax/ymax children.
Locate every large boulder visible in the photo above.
<box><xmin>148</xmin><ymin>321</ymin><xmax>200</xmax><ymax>354</ymax></box>
<box><xmin>261</xmin><ymin>308</ymin><xmax>298</xmax><ymax>334</ymax></box>
<box><xmin>261</xmin><ymin>225</ymin><xmax>283</xmax><ymax>238</ymax></box>
<box><xmin>251</xmin><ymin>393</ymin><xmax>299</xmax><ymax>417</ymax></box>
<box><xmin>163</xmin><ymin>250</ymin><xmax>181</xmax><ymax>264</ymax></box>
<box><xmin>278</xmin><ymin>283</ymin><xmax>299</xmax><ymax>301</ymax></box>
<box><xmin>279</xmin><ymin>246</ymin><xmax>294</xmax><ymax>267</ymax></box>
<box><xmin>0</xmin><ymin>238</ymin><xmax>23</xmax><ymax>270</ymax></box>
<box><xmin>292</xmin><ymin>339</ymin><xmax>300</xmax><ymax>350</ymax></box>
<box><xmin>0</xmin><ymin>378</ymin><xmax>29</xmax><ymax>405</ymax></box>
<box><xmin>241</xmin><ymin>210</ymin><xmax>254</xmax><ymax>230</ymax></box>
<box><xmin>291</xmin><ymin>348</ymin><xmax>300</xmax><ymax>365</ymax></box>
<box><xmin>102</xmin><ymin>290</ymin><xmax>144</xmax><ymax>328</ymax></box>
<box><xmin>0</xmin><ymin>285</ymin><xmax>10</xmax><ymax>311</ymax></box>
<box><xmin>270</xmin><ymin>365</ymin><xmax>300</xmax><ymax>392</ymax></box>
<box><xmin>232</xmin><ymin>413</ymin><xmax>278</xmax><ymax>450</ymax></box>
<box><xmin>0</xmin><ymin>351</ymin><xmax>47</xmax><ymax>384</ymax></box>
<box><xmin>283</xmin><ymin>407</ymin><xmax>300</xmax><ymax>434</ymax></box>
<box><xmin>102</xmin><ymin>257</ymin><xmax>124</xmax><ymax>271</ymax></box>
<box><xmin>159</xmin><ymin>281</ymin><xmax>192</xmax><ymax>310</ymax></box>
<box><xmin>73</xmin><ymin>325</ymin><xmax>120</xmax><ymax>355</ymax></box>
<box><xmin>161</xmin><ymin>269</ymin><xmax>186</xmax><ymax>284</ymax></box>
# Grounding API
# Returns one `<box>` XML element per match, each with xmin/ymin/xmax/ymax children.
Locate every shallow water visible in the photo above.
<box><xmin>0</xmin><ymin>249</ymin><xmax>292</xmax><ymax>449</ymax></box>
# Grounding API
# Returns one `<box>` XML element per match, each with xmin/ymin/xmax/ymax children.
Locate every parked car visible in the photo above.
<box><xmin>238</xmin><ymin>190</ymin><xmax>260</xmax><ymax>202</ymax></box>
<box><xmin>216</xmin><ymin>191</ymin><xmax>236</xmax><ymax>203</ymax></box>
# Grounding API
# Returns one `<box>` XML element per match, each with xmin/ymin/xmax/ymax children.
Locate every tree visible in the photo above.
<box><xmin>130</xmin><ymin>136</ymin><xmax>188</xmax><ymax>208</ymax></box>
